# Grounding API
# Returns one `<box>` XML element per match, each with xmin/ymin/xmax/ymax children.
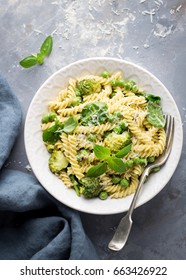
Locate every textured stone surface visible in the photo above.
<box><xmin>1</xmin><ymin>0</ymin><xmax>186</xmax><ymax>259</ymax></box>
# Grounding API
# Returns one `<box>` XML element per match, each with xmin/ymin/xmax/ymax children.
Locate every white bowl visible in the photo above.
<box><xmin>24</xmin><ymin>57</ymin><xmax>183</xmax><ymax>215</ymax></box>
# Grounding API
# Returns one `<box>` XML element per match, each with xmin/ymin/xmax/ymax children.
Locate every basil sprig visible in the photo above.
<box><xmin>87</xmin><ymin>144</ymin><xmax>131</xmax><ymax>177</ymax></box>
<box><xmin>87</xmin><ymin>162</ymin><xmax>108</xmax><ymax>177</ymax></box>
<box><xmin>20</xmin><ymin>35</ymin><xmax>53</xmax><ymax>68</ymax></box>
<box><xmin>42</xmin><ymin>117</ymin><xmax>77</xmax><ymax>144</ymax></box>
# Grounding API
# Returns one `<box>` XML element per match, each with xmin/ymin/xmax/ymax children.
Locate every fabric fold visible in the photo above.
<box><xmin>0</xmin><ymin>75</ymin><xmax>98</xmax><ymax>260</ymax></box>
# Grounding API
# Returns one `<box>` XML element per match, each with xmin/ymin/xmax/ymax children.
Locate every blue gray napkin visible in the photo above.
<box><xmin>0</xmin><ymin>75</ymin><xmax>98</xmax><ymax>260</ymax></box>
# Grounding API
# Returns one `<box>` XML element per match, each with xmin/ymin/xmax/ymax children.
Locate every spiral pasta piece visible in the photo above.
<box><xmin>68</xmin><ymin>135</ymin><xmax>84</xmax><ymax>179</ymax></box>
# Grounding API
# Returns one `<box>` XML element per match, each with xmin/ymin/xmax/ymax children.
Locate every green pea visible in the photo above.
<box><xmin>48</xmin><ymin>112</ymin><xmax>57</xmax><ymax>121</ymax></box>
<box><xmin>87</xmin><ymin>134</ymin><xmax>96</xmax><ymax>142</ymax></box>
<box><xmin>124</xmin><ymin>83</ymin><xmax>132</xmax><ymax>90</ymax></box>
<box><xmin>133</xmin><ymin>157</ymin><xmax>140</xmax><ymax>164</ymax></box>
<box><xmin>42</xmin><ymin>113</ymin><xmax>56</xmax><ymax>123</ymax></box>
<box><xmin>147</xmin><ymin>156</ymin><xmax>155</xmax><ymax>163</ymax></box>
<box><xmin>133</xmin><ymin>157</ymin><xmax>147</xmax><ymax>166</ymax></box>
<box><xmin>139</xmin><ymin>158</ymin><xmax>148</xmax><ymax>166</ymax></box>
<box><xmin>111</xmin><ymin>79</ymin><xmax>118</xmax><ymax>87</ymax></box>
<box><xmin>110</xmin><ymin>92</ymin><xmax>116</xmax><ymax>98</ymax></box>
<box><xmin>128</xmin><ymin>80</ymin><xmax>136</xmax><ymax>86</ymax></box>
<box><xmin>132</xmin><ymin>85</ymin><xmax>138</xmax><ymax>93</ymax></box>
<box><xmin>42</xmin><ymin>114</ymin><xmax>50</xmax><ymax>123</ymax></box>
<box><xmin>117</xmin><ymin>78</ymin><xmax>126</xmax><ymax>87</ymax></box>
<box><xmin>112</xmin><ymin>176</ymin><xmax>121</xmax><ymax>184</ymax></box>
<box><xmin>114</xmin><ymin>111</ymin><xmax>123</xmax><ymax>118</ymax></box>
<box><xmin>101</xmin><ymin>70</ymin><xmax>111</xmax><ymax>78</ymax></box>
<box><xmin>113</xmin><ymin>125</ymin><xmax>122</xmax><ymax>134</ymax></box>
<box><xmin>107</xmin><ymin>114</ymin><xmax>115</xmax><ymax>123</ymax></box>
<box><xmin>119</xmin><ymin>120</ymin><xmax>128</xmax><ymax>130</ymax></box>
<box><xmin>125</xmin><ymin>160</ymin><xmax>133</xmax><ymax>168</ymax></box>
<box><xmin>120</xmin><ymin>179</ymin><xmax>129</xmax><ymax>188</ymax></box>
<box><xmin>71</xmin><ymin>96</ymin><xmax>82</xmax><ymax>106</ymax></box>
<box><xmin>99</xmin><ymin>191</ymin><xmax>108</xmax><ymax>200</ymax></box>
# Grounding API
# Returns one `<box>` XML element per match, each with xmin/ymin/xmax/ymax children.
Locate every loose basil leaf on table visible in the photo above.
<box><xmin>19</xmin><ymin>55</ymin><xmax>38</xmax><ymax>68</ymax></box>
<box><xmin>40</xmin><ymin>35</ymin><xmax>53</xmax><ymax>56</ymax></box>
<box><xmin>19</xmin><ymin>35</ymin><xmax>53</xmax><ymax>68</ymax></box>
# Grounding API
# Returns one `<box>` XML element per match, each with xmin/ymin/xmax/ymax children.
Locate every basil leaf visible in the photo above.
<box><xmin>40</xmin><ymin>35</ymin><xmax>53</xmax><ymax>56</ymax></box>
<box><xmin>107</xmin><ymin>157</ymin><xmax>126</xmax><ymax>173</ymax></box>
<box><xmin>63</xmin><ymin>117</ymin><xmax>78</xmax><ymax>133</ymax></box>
<box><xmin>144</xmin><ymin>93</ymin><xmax>161</xmax><ymax>103</ymax></box>
<box><xmin>19</xmin><ymin>55</ymin><xmax>38</xmax><ymax>68</ymax></box>
<box><xmin>94</xmin><ymin>144</ymin><xmax>110</xmax><ymax>160</ymax></box>
<box><xmin>147</xmin><ymin>101</ymin><xmax>166</xmax><ymax>128</ymax></box>
<box><xmin>87</xmin><ymin>162</ymin><xmax>107</xmax><ymax>177</ymax></box>
<box><xmin>37</xmin><ymin>53</ymin><xmax>45</xmax><ymax>65</ymax></box>
<box><xmin>42</xmin><ymin>122</ymin><xmax>64</xmax><ymax>143</ymax></box>
<box><xmin>116</xmin><ymin>143</ymin><xmax>132</xmax><ymax>158</ymax></box>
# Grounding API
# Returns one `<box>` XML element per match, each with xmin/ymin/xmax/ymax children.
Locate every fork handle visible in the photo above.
<box><xmin>128</xmin><ymin>169</ymin><xmax>149</xmax><ymax>218</ymax></box>
<box><xmin>108</xmin><ymin>170</ymin><xmax>149</xmax><ymax>251</ymax></box>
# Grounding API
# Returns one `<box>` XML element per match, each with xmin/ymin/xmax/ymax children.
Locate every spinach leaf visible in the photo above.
<box><xmin>63</xmin><ymin>117</ymin><xmax>78</xmax><ymax>133</ymax></box>
<box><xmin>147</xmin><ymin>101</ymin><xmax>165</xmax><ymax>128</ymax></box>
<box><xmin>144</xmin><ymin>93</ymin><xmax>161</xmax><ymax>103</ymax></box>
<box><xmin>80</xmin><ymin>102</ymin><xmax>109</xmax><ymax>126</ymax></box>
<box><xmin>42</xmin><ymin>122</ymin><xmax>64</xmax><ymax>143</ymax></box>
<box><xmin>42</xmin><ymin>117</ymin><xmax>77</xmax><ymax>143</ymax></box>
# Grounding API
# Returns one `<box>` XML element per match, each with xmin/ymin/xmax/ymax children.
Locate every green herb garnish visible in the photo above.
<box><xmin>115</xmin><ymin>143</ymin><xmax>132</xmax><ymax>158</ymax></box>
<box><xmin>94</xmin><ymin>144</ymin><xmax>110</xmax><ymax>160</ymax></box>
<box><xmin>86</xmin><ymin>162</ymin><xmax>108</xmax><ymax>177</ymax></box>
<box><xmin>87</xmin><ymin>144</ymin><xmax>130</xmax><ymax>177</ymax></box>
<box><xmin>147</xmin><ymin>101</ymin><xmax>166</xmax><ymax>128</ymax></box>
<box><xmin>42</xmin><ymin>117</ymin><xmax>77</xmax><ymax>144</ymax></box>
<box><xmin>20</xmin><ymin>35</ymin><xmax>53</xmax><ymax>68</ymax></box>
<box><xmin>107</xmin><ymin>157</ymin><xmax>126</xmax><ymax>173</ymax></box>
<box><xmin>144</xmin><ymin>93</ymin><xmax>161</xmax><ymax>103</ymax></box>
<box><xmin>80</xmin><ymin>102</ymin><xmax>109</xmax><ymax>126</ymax></box>
<box><xmin>62</xmin><ymin>117</ymin><xmax>78</xmax><ymax>133</ymax></box>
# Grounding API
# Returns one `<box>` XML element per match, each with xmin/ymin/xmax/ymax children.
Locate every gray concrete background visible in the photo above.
<box><xmin>0</xmin><ymin>0</ymin><xmax>186</xmax><ymax>259</ymax></box>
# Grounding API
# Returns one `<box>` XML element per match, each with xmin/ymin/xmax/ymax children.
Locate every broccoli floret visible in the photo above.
<box><xmin>104</xmin><ymin>131</ymin><xmax>131</xmax><ymax>152</ymax></box>
<box><xmin>76</xmin><ymin>79</ymin><xmax>101</xmax><ymax>96</ymax></box>
<box><xmin>49</xmin><ymin>150</ymin><xmax>68</xmax><ymax>173</ymax></box>
<box><xmin>80</xmin><ymin>177</ymin><xmax>102</xmax><ymax>198</ymax></box>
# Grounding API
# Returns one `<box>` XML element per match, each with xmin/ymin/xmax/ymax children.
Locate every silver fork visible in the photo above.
<box><xmin>108</xmin><ymin>115</ymin><xmax>174</xmax><ymax>251</ymax></box>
